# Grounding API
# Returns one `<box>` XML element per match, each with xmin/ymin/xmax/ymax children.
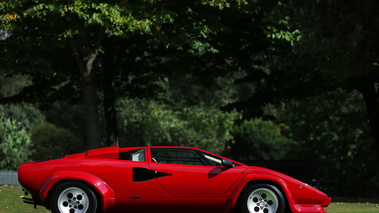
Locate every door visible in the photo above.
<box><xmin>109</xmin><ymin>148</ymin><xmax>170</xmax><ymax>213</ymax></box>
<box><xmin>148</xmin><ymin>148</ymin><xmax>247</xmax><ymax>198</ymax></box>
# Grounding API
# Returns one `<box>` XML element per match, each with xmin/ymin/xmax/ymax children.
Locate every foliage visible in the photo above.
<box><xmin>223</xmin><ymin>1</ymin><xmax>379</xmax><ymax>186</ymax></box>
<box><xmin>280</xmin><ymin>0</ymin><xmax>379</xmax><ymax>158</ymax></box>
<box><xmin>0</xmin><ymin>0</ymin><xmax>378</xmax><ymax>190</ymax></box>
<box><xmin>0</xmin><ymin>75</ymin><xmax>43</xmax><ymax>170</ymax></box>
<box><xmin>0</xmin><ymin>106</ymin><xmax>32</xmax><ymax>170</ymax></box>
<box><xmin>223</xmin><ymin>1</ymin><xmax>308</xmax><ymax>118</ymax></box>
<box><xmin>44</xmin><ymin>101</ymin><xmax>86</xmax><ymax>142</ymax></box>
<box><xmin>0</xmin><ymin>0</ymin><xmax>252</xmax><ymax>148</ymax></box>
<box><xmin>286</xmin><ymin>0</ymin><xmax>379</xmax><ymax>79</ymax></box>
<box><xmin>0</xmin><ymin>74</ymin><xmax>32</xmax><ymax>98</ymax></box>
<box><xmin>115</xmin><ymin>71</ymin><xmax>244</xmax><ymax>154</ymax></box>
<box><xmin>0</xmin><ymin>103</ymin><xmax>45</xmax><ymax>131</ymax></box>
<box><xmin>157</xmin><ymin>71</ymin><xmax>249</xmax><ymax>108</ymax></box>
<box><xmin>226</xmin><ymin>118</ymin><xmax>293</xmax><ymax>161</ymax></box>
<box><xmin>117</xmin><ymin>98</ymin><xmax>240</xmax><ymax>154</ymax></box>
<box><xmin>277</xmin><ymin>89</ymin><xmax>376</xmax><ymax>181</ymax></box>
<box><xmin>0</xmin><ymin>74</ymin><xmax>46</xmax><ymax>131</ymax></box>
<box><xmin>1</xmin><ymin>75</ymin><xmax>43</xmax><ymax>127</ymax></box>
<box><xmin>29</xmin><ymin>122</ymin><xmax>85</xmax><ymax>161</ymax></box>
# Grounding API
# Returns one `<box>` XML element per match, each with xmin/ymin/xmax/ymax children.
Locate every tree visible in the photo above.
<box><xmin>226</xmin><ymin>0</ymin><xmax>379</xmax><ymax>159</ymax></box>
<box><xmin>277</xmin><ymin>90</ymin><xmax>376</xmax><ymax>182</ymax></box>
<box><xmin>116</xmin><ymin>72</ymin><xmax>243</xmax><ymax>154</ymax></box>
<box><xmin>223</xmin><ymin>1</ymin><xmax>310</xmax><ymax>118</ymax></box>
<box><xmin>1</xmin><ymin>0</ymin><xmax>251</xmax><ymax>148</ymax></box>
<box><xmin>283</xmin><ymin>0</ymin><xmax>379</xmax><ymax>157</ymax></box>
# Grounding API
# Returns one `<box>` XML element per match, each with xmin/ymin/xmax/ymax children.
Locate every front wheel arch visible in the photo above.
<box><xmin>235</xmin><ymin>180</ymin><xmax>291</xmax><ymax>213</ymax></box>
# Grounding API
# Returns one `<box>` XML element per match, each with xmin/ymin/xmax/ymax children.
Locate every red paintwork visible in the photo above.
<box><xmin>18</xmin><ymin>146</ymin><xmax>331</xmax><ymax>213</ymax></box>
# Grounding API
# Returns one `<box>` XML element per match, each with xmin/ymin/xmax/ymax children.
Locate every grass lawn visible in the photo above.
<box><xmin>0</xmin><ymin>185</ymin><xmax>49</xmax><ymax>213</ymax></box>
<box><xmin>1</xmin><ymin>185</ymin><xmax>379</xmax><ymax>213</ymax></box>
<box><xmin>327</xmin><ymin>202</ymin><xmax>379</xmax><ymax>213</ymax></box>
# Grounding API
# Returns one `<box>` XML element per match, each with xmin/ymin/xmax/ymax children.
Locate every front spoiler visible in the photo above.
<box><xmin>290</xmin><ymin>197</ymin><xmax>332</xmax><ymax>213</ymax></box>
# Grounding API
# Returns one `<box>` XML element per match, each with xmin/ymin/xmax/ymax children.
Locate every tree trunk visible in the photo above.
<box><xmin>82</xmin><ymin>70</ymin><xmax>102</xmax><ymax>149</ymax></box>
<box><xmin>71</xmin><ymin>46</ymin><xmax>102</xmax><ymax>149</ymax></box>
<box><xmin>67</xmin><ymin>27</ymin><xmax>105</xmax><ymax>149</ymax></box>
<box><xmin>103</xmin><ymin>52</ymin><xmax>119</xmax><ymax>147</ymax></box>
<box><xmin>358</xmin><ymin>75</ymin><xmax>379</xmax><ymax>157</ymax></box>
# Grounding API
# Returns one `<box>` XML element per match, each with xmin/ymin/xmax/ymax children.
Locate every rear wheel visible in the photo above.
<box><xmin>239</xmin><ymin>184</ymin><xmax>285</xmax><ymax>213</ymax></box>
<box><xmin>50</xmin><ymin>181</ymin><xmax>97</xmax><ymax>213</ymax></box>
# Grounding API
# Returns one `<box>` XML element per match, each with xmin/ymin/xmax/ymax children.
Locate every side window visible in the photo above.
<box><xmin>120</xmin><ymin>149</ymin><xmax>145</xmax><ymax>162</ymax></box>
<box><xmin>200</xmin><ymin>152</ymin><xmax>241</xmax><ymax>166</ymax></box>
<box><xmin>201</xmin><ymin>153</ymin><xmax>223</xmax><ymax>166</ymax></box>
<box><xmin>151</xmin><ymin>149</ymin><xmax>207</xmax><ymax>166</ymax></box>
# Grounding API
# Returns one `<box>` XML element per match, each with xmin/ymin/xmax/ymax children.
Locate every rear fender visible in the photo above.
<box><xmin>39</xmin><ymin>170</ymin><xmax>115</xmax><ymax>212</ymax></box>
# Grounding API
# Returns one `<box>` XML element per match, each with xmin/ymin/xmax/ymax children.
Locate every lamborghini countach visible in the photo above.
<box><xmin>18</xmin><ymin>146</ymin><xmax>331</xmax><ymax>213</ymax></box>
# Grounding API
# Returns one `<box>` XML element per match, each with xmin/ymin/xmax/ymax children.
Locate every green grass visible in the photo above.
<box><xmin>0</xmin><ymin>185</ymin><xmax>49</xmax><ymax>213</ymax></box>
<box><xmin>327</xmin><ymin>202</ymin><xmax>379</xmax><ymax>213</ymax></box>
<box><xmin>1</xmin><ymin>185</ymin><xmax>379</xmax><ymax>213</ymax></box>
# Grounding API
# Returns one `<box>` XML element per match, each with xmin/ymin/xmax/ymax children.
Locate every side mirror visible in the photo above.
<box><xmin>222</xmin><ymin>159</ymin><xmax>234</xmax><ymax>169</ymax></box>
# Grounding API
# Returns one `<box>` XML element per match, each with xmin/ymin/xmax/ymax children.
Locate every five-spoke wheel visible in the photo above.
<box><xmin>50</xmin><ymin>182</ymin><xmax>97</xmax><ymax>213</ymax></box>
<box><xmin>240</xmin><ymin>184</ymin><xmax>285</xmax><ymax>213</ymax></box>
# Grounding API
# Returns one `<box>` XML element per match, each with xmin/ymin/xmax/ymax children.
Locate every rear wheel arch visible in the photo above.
<box><xmin>40</xmin><ymin>171</ymin><xmax>115</xmax><ymax>212</ymax></box>
<box><xmin>45</xmin><ymin>179</ymin><xmax>102</xmax><ymax>212</ymax></box>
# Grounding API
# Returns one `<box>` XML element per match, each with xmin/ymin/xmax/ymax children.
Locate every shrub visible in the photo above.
<box><xmin>117</xmin><ymin>98</ymin><xmax>240</xmax><ymax>154</ymax></box>
<box><xmin>29</xmin><ymin>122</ymin><xmax>85</xmax><ymax>161</ymax></box>
<box><xmin>0</xmin><ymin>117</ymin><xmax>32</xmax><ymax>170</ymax></box>
<box><xmin>226</xmin><ymin>118</ymin><xmax>293</xmax><ymax>161</ymax></box>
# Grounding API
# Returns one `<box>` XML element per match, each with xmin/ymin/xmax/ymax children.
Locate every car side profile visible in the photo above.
<box><xmin>18</xmin><ymin>146</ymin><xmax>331</xmax><ymax>213</ymax></box>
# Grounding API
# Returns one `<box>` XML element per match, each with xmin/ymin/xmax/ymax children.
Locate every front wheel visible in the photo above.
<box><xmin>239</xmin><ymin>184</ymin><xmax>285</xmax><ymax>213</ymax></box>
<box><xmin>50</xmin><ymin>181</ymin><xmax>98</xmax><ymax>213</ymax></box>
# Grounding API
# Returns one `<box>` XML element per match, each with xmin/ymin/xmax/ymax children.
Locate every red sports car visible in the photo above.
<box><xmin>18</xmin><ymin>146</ymin><xmax>331</xmax><ymax>213</ymax></box>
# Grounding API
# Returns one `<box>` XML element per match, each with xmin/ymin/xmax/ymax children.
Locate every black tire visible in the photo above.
<box><xmin>239</xmin><ymin>184</ymin><xmax>285</xmax><ymax>213</ymax></box>
<box><xmin>50</xmin><ymin>181</ymin><xmax>98</xmax><ymax>213</ymax></box>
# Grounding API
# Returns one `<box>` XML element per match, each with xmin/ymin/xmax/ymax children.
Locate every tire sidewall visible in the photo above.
<box><xmin>239</xmin><ymin>184</ymin><xmax>285</xmax><ymax>213</ymax></box>
<box><xmin>50</xmin><ymin>181</ymin><xmax>98</xmax><ymax>213</ymax></box>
